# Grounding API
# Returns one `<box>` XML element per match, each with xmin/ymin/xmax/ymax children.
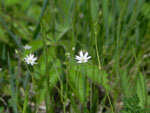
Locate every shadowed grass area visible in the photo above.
<box><xmin>0</xmin><ymin>0</ymin><xmax>150</xmax><ymax>113</ymax></box>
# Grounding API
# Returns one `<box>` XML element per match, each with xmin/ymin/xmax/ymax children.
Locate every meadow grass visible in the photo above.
<box><xmin>0</xmin><ymin>0</ymin><xmax>150</xmax><ymax>113</ymax></box>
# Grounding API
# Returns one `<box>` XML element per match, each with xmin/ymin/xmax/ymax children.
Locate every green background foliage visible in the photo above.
<box><xmin>0</xmin><ymin>0</ymin><xmax>150</xmax><ymax>112</ymax></box>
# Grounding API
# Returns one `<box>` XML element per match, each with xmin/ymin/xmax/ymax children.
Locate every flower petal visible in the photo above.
<box><xmin>77</xmin><ymin>60</ymin><xmax>83</xmax><ymax>63</ymax></box>
<box><xmin>79</xmin><ymin>51</ymin><xmax>84</xmax><ymax>57</ymax></box>
<box><xmin>86</xmin><ymin>56</ymin><xmax>91</xmax><ymax>60</ymax></box>
<box><xmin>75</xmin><ymin>55</ymin><xmax>81</xmax><ymax>60</ymax></box>
<box><xmin>84</xmin><ymin>60</ymin><xmax>88</xmax><ymax>63</ymax></box>
<box><xmin>84</xmin><ymin>52</ymin><xmax>88</xmax><ymax>58</ymax></box>
<box><xmin>33</xmin><ymin>57</ymin><xmax>37</xmax><ymax>61</ymax></box>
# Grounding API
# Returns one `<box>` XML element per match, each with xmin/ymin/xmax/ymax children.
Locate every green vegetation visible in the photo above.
<box><xmin>0</xmin><ymin>0</ymin><xmax>150</xmax><ymax>113</ymax></box>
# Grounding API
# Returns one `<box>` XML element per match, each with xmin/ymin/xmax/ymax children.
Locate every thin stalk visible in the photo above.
<box><xmin>88</xmin><ymin>0</ymin><xmax>94</xmax><ymax>50</ymax></box>
<box><xmin>7</xmin><ymin>52</ymin><xmax>19</xmax><ymax>113</ymax></box>
<box><xmin>81</xmin><ymin>64</ymin><xmax>87</xmax><ymax>112</ymax></box>
<box><xmin>71</xmin><ymin>0</ymin><xmax>78</xmax><ymax>50</ymax></box>
<box><xmin>106</xmin><ymin>89</ymin><xmax>114</xmax><ymax>113</ymax></box>
<box><xmin>23</xmin><ymin>61</ymin><xmax>36</xmax><ymax>112</ymax></box>
<box><xmin>95</xmin><ymin>32</ymin><xmax>114</xmax><ymax>113</ymax></box>
<box><xmin>22</xmin><ymin>84</ymin><xmax>29</xmax><ymax>113</ymax></box>
<box><xmin>95</xmin><ymin>32</ymin><xmax>101</xmax><ymax>70</ymax></box>
<box><xmin>42</xmin><ymin>21</ymin><xmax>51</xmax><ymax>113</ymax></box>
<box><xmin>51</xmin><ymin>53</ymin><xmax>66</xmax><ymax>113</ymax></box>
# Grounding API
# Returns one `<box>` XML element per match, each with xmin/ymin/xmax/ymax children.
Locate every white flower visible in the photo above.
<box><xmin>72</xmin><ymin>47</ymin><xmax>75</xmax><ymax>51</ymax></box>
<box><xmin>65</xmin><ymin>52</ymin><xmax>70</xmax><ymax>58</ymax></box>
<box><xmin>24</xmin><ymin>54</ymin><xmax>37</xmax><ymax>65</ymax></box>
<box><xmin>23</xmin><ymin>45</ymin><xmax>32</xmax><ymax>50</ymax></box>
<box><xmin>143</xmin><ymin>53</ymin><xmax>150</xmax><ymax>59</ymax></box>
<box><xmin>72</xmin><ymin>93</ymin><xmax>75</xmax><ymax>96</ymax></box>
<box><xmin>0</xmin><ymin>68</ymin><xmax>2</xmax><ymax>71</ymax></box>
<box><xmin>75</xmin><ymin>51</ymin><xmax>91</xmax><ymax>63</ymax></box>
<box><xmin>65</xmin><ymin>99</ymin><xmax>70</xmax><ymax>107</ymax></box>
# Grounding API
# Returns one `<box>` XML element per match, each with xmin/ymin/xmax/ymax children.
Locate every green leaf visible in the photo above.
<box><xmin>68</xmin><ymin>65</ymin><xmax>90</xmax><ymax>104</ymax></box>
<box><xmin>86</xmin><ymin>64</ymin><xmax>109</xmax><ymax>90</ymax></box>
<box><xmin>121</xmin><ymin>94</ymin><xmax>146</xmax><ymax>113</ymax></box>
<box><xmin>0</xmin><ymin>107</ymin><xmax>4</xmax><ymax>113</ymax></box>
<box><xmin>136</xmin><ymin>73</ymin><xmax>147</xmax><ymax>108</ymax></box>
<box><xmin>91</xmin><ymin>0</ymin><xmax>99</xmax><ymax>21</ymax></box>
<box><xmin>0</xmin><ymin>16</ymin><xmax>23</xmax><ymax>51</ymax></box>
<box><xmin>33</xmin><ymin>0</ymin><xmax>48</xmax><ymax>39</ymax></box>
<box><xmin>5</xmin><ymin>0</ymin><xmax>20</xmax><ymax>5</ymax></box>
<box><xmin>120</xmin><ymin>70</ymin><xmax>132</xmax><ymax>98</ymax></box>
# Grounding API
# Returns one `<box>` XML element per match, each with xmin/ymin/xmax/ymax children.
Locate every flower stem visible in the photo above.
<box><xmin>95</xmin><ymin>32</ymin><xmax>114</xmax><ymax>113</ymax></box>
<box><xmin>41</xmin><ymin>21</ymin><xmax>52</xmax><ymax>113</ymax></box>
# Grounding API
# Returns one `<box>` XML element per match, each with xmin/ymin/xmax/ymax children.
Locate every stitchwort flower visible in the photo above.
<box><xmin>23</xmin><ymin>45</ymin><xmax>32</xmax><ymax>50</ymax></box>
<box><xmin>75</xmin><ymin>51</ymin><xmax>91</xmax><ymax>63</ymax></box>
<box><xmin>24</xmin><ymin>54</ymin><xmax>37</xmax><ymax>65</ymax></box>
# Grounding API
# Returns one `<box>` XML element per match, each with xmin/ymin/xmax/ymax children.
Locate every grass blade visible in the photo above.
<box><xmin>7</xmin><ymin>52</ymin><xmax>19</xmax><ymax>113</ymax></box>
<box><xmin>32</xmin><ymin>0</ymin><xmax>48</xmax><ymax>39</ymax></box>
<box><xmin>0</xmin><ymin>16</ymin><xmax>23</xmax><ymax>51</ymax></box>
<box><xmin>41</xmin><ymin>21</ymin><xmax>53</xmax><ymax>113</ymax></box>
